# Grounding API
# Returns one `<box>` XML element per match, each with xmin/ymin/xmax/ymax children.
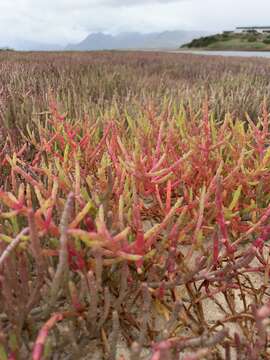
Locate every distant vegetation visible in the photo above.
<box><xmin>182</xmin><ymin>30</ymin><xmax>270</xmax><ymax>50</ymax></box>
<box><xmin>0</xmin><ymin>47</ymin><xmax>14</xmax><ymax>51</ymax></box>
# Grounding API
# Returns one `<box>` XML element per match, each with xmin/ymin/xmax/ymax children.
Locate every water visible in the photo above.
<box><xmin>176</xmin><ymin>50</ymin><xmax>270</xmax><ymax>59</ymax></box>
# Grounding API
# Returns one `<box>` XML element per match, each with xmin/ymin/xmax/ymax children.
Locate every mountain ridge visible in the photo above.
<box><xmin>66</xmin><ymin>30</ymin><xmax>210</xmax><ymax>51</ymax></box>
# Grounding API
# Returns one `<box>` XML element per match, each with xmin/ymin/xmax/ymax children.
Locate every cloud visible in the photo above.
<box><xmin>0</xmin><ymin>0</ymin><xmax>192</xmax><ymax>45</ymax></box>
<box><xmin>98</xmin><ymin>0</ymin><xmax>183</xmax><ymax>6</ymax></box>
<box><xmin>0</xmin><ymin>0</ymin><xmax>270</xmax><ymax>47</ymax></box>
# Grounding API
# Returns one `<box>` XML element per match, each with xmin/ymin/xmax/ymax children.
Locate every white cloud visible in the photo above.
<box><xmin>98</xmin><ymin>0</ymin><xmax>183</xmax><ymax>6</ymax></box>
<box><xmin>0</xmin><ymin>0</ymin><xmax>270</xmax><ymax>47</ymax></box>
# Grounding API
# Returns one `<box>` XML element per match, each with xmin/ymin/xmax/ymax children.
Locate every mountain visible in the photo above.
<box><xmin>66</xmin><ymin>31</ymin><xmax>210</xmax><ymax>51</ymax></box>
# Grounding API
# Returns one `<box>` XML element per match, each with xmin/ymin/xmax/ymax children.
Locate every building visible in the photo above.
<box><xmin>235</xmin><ymin>27</ymin><xmax>270</xmax><ymax>34</ymax></box>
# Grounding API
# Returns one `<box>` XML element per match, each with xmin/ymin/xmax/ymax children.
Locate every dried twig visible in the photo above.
<box><xmin>0</xmin><ymin>227</ymin><xmax>29</xmax><ymax>267</ymax></box>
<box><xmin>108</xmin><ymin>311</ymin><xmax>120</xmax><ymax>360</ymax></box>
<box><xmin>49</xmin><ymin>193</ymin><xmax>74</xmax><ymax>309</ymax></box>
<box><xmin>87</xmin><ymin>271</ymin><xmax>98</xmax><ymax>334</ymax></box>
<box><xmin>28</xmin><ymin>210</ymin><xmax>45</xmax><ymax>274</ymax></box>
<box><xmin>98</xmin><ymin>286</ymin><xmax>111</xmax><ymax>330</ymax></box>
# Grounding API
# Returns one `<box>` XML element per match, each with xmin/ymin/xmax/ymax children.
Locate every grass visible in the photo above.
<box><xmin>182</xmin><ymin>32</ymin><xmax>270</xmax><ymax>51</ymax></box>
<box><xmin>0</xmin><ymin>51</ymin><xmax>270</xmax><ymax>359</ymax></box>
<box><xmin>207</xmin><ymin>39</ymin><xmax>268</xmax><ymax>50</ymax></box>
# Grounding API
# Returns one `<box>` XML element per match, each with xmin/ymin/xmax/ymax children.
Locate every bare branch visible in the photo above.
<box><xmin>0</xmin><ymin>227</ymin><xmax>29</xmax><ymax>267</ymax></box>
<box><xmin>49</xmin><ymin>193</ymin><xmax>74</xmax><ymax>308</ymax></box>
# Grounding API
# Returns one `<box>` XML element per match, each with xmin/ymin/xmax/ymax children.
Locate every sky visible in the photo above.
<box><xmin>0</xmin><ymin>0</ymin><xmax>270</xmax><ymax>47</ymax></box>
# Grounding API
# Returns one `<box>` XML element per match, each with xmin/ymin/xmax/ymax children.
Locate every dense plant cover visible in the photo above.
<box><xmin>1</xmin><ymin>52</ymin><xmax>270</xmax><ymax>359</ymax></box>
<box><xmin>182</xmin><ymin>31</ymin><xmax>270</xmax><ymax>50</ymax></box>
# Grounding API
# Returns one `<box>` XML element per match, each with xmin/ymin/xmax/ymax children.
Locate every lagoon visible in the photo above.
<box><xmin>177</xmin><ymin>50</ymin><xmax>270</xmax><ymax>58</ymax></box>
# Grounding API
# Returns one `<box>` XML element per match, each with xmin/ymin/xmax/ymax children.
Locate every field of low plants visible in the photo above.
<box><xmin>1</xmin><ymin>51</ymin><xmax>270</xmax><ymax>359</ymax></box>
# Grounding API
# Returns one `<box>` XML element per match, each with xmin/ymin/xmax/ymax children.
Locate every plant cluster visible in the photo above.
<box><xmin>183</xmin><ymin>36</ymin><xmax>219</xmax><ymax>48</ymax></box>
<box><xmin>0</xmin><ymin>52</ymin><xmax>270</xmax><ymax>359</ymax></box>
<box><xmin>182</xmin><ymin>31</ymin><xmax>270</xmax><ymax>50</ymax></box>
<box><xmin>263</xmin><ymin>36</ymin><xmax>270</xmax><ymax>45</ymax></box>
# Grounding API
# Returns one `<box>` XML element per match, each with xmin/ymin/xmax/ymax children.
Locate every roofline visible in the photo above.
<box><xmin>236</xmin><ymin>26</ymin><xmax>270</xmax><ymax>29</ymax></box>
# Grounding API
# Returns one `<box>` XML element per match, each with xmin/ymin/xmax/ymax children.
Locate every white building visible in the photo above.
<box><xmin>235</xmin><ymin>27</ymin><xmax>270</xmax><ymax>34</ymax></box>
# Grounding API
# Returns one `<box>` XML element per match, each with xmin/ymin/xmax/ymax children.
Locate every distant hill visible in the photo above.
<box><xmin>181</xmin><ymin>31</ymin><xmax>270</xmax><ymax>51</ymax></box>
<box><xmin>66</xmin><ymin>31</ymin><xmax>209</xmax><ymax>51</ymax></box>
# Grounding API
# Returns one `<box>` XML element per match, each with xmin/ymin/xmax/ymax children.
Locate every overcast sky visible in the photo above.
<box><xmin>1</xmin><ymin>0</ymin><xmax>270</xmax><ymax>46</ymax></box>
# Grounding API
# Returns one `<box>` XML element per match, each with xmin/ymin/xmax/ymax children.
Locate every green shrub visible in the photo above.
<box><xmin>221</xmin><ymin>33</ymin><xmax>231</xmax><ymax>41</ymax></box>
<box><xmin>248</xmin><ymin>36</ymin><xmax>257</xmax><ymax>42</ymax></box>
<box><xmin>186</xmin><ymin>35</ymin><xmax>219</xmax><ymax>48</ymax></box>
